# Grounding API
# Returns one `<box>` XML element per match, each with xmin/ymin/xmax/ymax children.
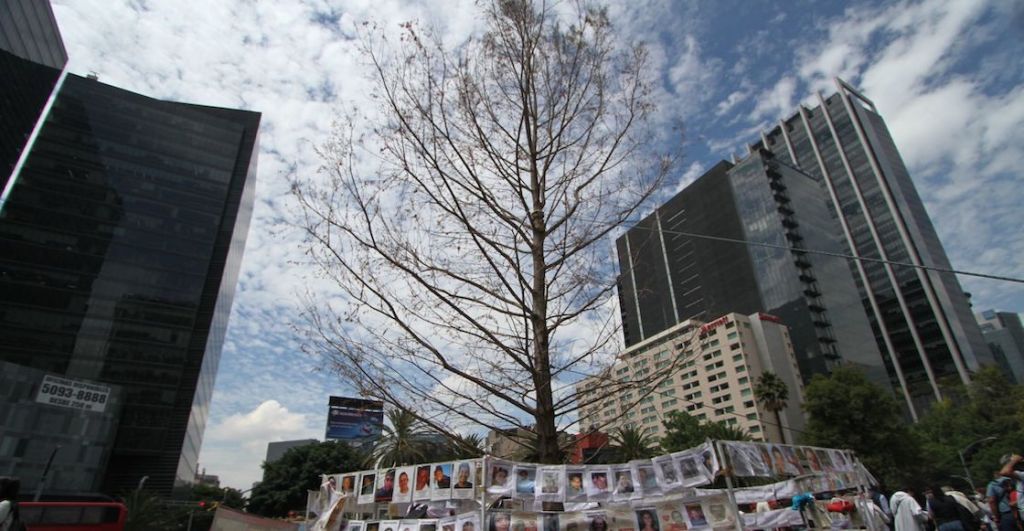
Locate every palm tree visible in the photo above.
<box><xmin>753</xmin><ymin>371</ymin><xmax>790</xmax><ymax>444</ymax></box>
<box><xmin>368</xmin><ymin>409</ymin><xmax>433</xmax><ymax>467</ymax></box>
<box><xmin>446</xmin><ymin>433</ymin><xmax>485</xmax><ymax>460</ymax></box>
<box><xmin>610</xmin><ymin>425</ymin><xmax>659</xmax><ymax>461</ymax></box>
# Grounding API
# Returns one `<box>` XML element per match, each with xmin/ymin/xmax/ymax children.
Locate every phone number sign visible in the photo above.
<box><xmin>35</xmin><ymin>375</ymin><xmax>111</xmax><ymax>413</ymax></box>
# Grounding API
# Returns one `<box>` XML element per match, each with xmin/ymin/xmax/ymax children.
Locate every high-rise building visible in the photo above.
<box><xmin>1</xmin><ymin>0</ymin><xmax>68</xmax><ymax>192</ymax></box>
<box><xmin>618</xmin><ymin>79</ymin><xmax>991</xmax><ymax>418</ymax></box>
<box><xmin>576</xmin><ymin>312</ymin><xmax>805</xmax><ymax>443</ymax></box>
<box><xmin>751</xmin><ymin>79</ymin><xmax>991</xmax><ymax>416</ymax></box>
<box><xmin>617</xmin><ymin>149</ymin><xmax>890</xmax><ymax>396</ymax></box>
<box><xmin>0</xmin><ymin>9</ymin><xmax>260</xmax><ymax>495</ymax></box>
<box><xmin>976</xmin><ymin>310</ymin><xmax>1024</xmax><ymax>384</ymax></box>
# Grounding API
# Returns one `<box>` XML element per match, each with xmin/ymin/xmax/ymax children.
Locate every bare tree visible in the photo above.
<box><xmin>293</xmin><ymin>0</ymin><xmax>678</xmax><ymax>463</ymax></box>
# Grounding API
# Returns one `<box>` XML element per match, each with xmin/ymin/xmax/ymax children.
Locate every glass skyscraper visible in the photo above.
<box><xmin>0</xmin><ymin>3</ymin><xmax>260</xmax><ymax>496</ymax></box>
<box><xmin>618</xmin><ymin>79</ymin><xmax>992</xmax><ymax>418</ymax></box>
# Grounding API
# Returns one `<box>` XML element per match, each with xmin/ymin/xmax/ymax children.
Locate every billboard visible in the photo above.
<box><xmin>325</xmin><ymin>396</ymin><xmax>384</xmax><ymax>442</ymax></box>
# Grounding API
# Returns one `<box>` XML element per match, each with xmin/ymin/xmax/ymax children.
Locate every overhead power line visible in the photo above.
<box><xmin>627</xmin><ymin>225</ymin><xmax>1024</xmax><ymax>285</ymax></box>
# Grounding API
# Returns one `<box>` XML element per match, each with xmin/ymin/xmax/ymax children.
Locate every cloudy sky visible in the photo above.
<box><xmin>50</xmin><ymin>0</ymin><xmax>1023</xmax><ymax>490</ymax></box>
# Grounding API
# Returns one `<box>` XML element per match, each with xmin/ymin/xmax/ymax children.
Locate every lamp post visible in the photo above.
<box><xmin>959</xmin><ymin>436</ymin><xmax>997</xmax><ymax>493</ymax></box>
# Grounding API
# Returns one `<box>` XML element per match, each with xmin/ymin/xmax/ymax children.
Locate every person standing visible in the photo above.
<box><xmin>0</xmin><ymin>477</ymin><xmax>24</xmax><ymax>531</ymax></box>
<box><xmin>987</xmin><ymin>472</ymin><xmax>1018</xmax><ymax>531</ymax></box>
<box><xmin>926</xmin><ymin>485</ymin><xmax>968</xmax><ymax>531</ymax></box>
<box><xmin>999</xmin><ymin>455</ymin><xmax>1024</xmax><ymax>529</ymax></box>
<box><xmin>892</xmin><ymin>489</ymin><xmax>929</xmax><ymax>531</ymax></box>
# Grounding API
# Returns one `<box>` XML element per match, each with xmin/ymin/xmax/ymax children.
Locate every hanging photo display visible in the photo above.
<box><xmin>489</xmin><ymin>511</ymin><xmax>512</xmax><ymax>531</ymax></box>
<box><xmin>721</xmin><ymin>441</ymin><xmax>770</xmax><ymax>477</ymax></box>
<box><xmin>452</xmin><ymin>461</ymin><xmax>475</xmax><ymax>500</ymax></box>
<box><xmin>657</xmin><ymin>505</ymin><xmax>686</xmax><ymax>531</ymax></box>
<box><xmin>431</xmin><ymin>463</ymin><xmax>453</xmax><ymax>500</ymax></box>
<box><xmin>439</xmin><ymin>516</ymin><xmax>457</xmax><ymax>531</ymax></box>
<box><xmin>541</xmin><ymin>514</ymin><xmax>559</xmax><ymax>531</ymax></box>
<box><xmin>583</xmin><ymin>511</ymin><xmax>608</xmax><ymax>531</ymax></box>
<box><xmin>488</xmin><ymin>459</ymin><xmax>514</xmax><ymax>496</ymax></box>
<box><xmin>585</xmin><ymin>466</ymin><xmax>611</xmax><ymax>500</ymax></box>
<box><xmin>634</xmin><ymin>508</ymin><xmax>660</xmax><ymax>531</ymax></box>
<box><xmin>780</xmin><ymin>446</ymin><xmax>803</xmax><ymax>476</ymax></box>
<box><xmin>381</xmin><ymin>520</ymin><xmax>401</xmax><ymax>531</ymax></box>
<box><xmin>830</xmin><ymin>448</ymin><xmax>853</xmax><ymax>471</ymax></box>
<box><xmin>400</xmin><ymin>520</ymin><xmax>419</xmax><ymax>531</ymax></box>
<box><xmin>457</xmin><ymin>512</ymin><xmax>480</xmax><ymax>531</ymax></box>
<box><xmin>633</xmin><ymin>461</ymin><xmax>660</xmax><ymax>498</ymax></box>
<box><xmin>813</xmin><ymin>448</ymin><xmax>834</xmax><ymax>472</ymax></box>
<box><xmin>536</xmin><ymin>465</ymin><xmax>565</xmax><ymax>502</ymax></box>
<box><xmin>682</xmin><ymin>503</ymin><xmax>708</xmax><ymax>530</ymax></box>
<box><xmin>513</xmin><ymin>465</ymin><xmax>537</xmax><ymax>500</ymax></box>
<box><xmin>564</xmin><ymin>467</ymin><xmax>587</xmax><ymax>502</ymax></box>
<box><xmin>650</xmin><ymin>455</ymin><xmax>681</xmax><ymax>492</ymax></box>
<box><xmin>611</xmin><ymin>464</ymin><xmax>636</xmax><ymax>502</ymax></box>
<box><xmin>414</xmin><ymin>465</ymin><xmax>432</xmax><ymax>501</ymax></box>
<box><xmin>341</xmin><ymin>474</ymin><xmax>357</xmax><ymax>497</ymax></box>
<box><xmin>419</xmin><ymin>520</ymin><xmax>438</xmax><ymax>531</ymax></box>
<box><xmin>511</xmin><ymin>512</ymin><xmax>539</xmax><ymax>531</ymax></box>
<box><xmin>359</xmin><ymin>471</ymin><xmax>377</xmax><ymax>505</ymax></box>
<box><xmin>376</xmin><ymin>468</ymin><xmax>396</xmax><ymax>503</ymax></box>
<box><xmin>348</xmin><ymin>521</ymin><xmax>365</xmax><ymax>531</ymax></box>
<box><xmin>394</xmin><ymin>466</ymin><xmax>415</xmax><ymax>503</ymax></box>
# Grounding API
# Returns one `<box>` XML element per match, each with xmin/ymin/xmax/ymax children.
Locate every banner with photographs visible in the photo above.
<box><xmin>318</xmin><ymin>440</ymin><xmax>865</xmax><ymax>513</ymax></box>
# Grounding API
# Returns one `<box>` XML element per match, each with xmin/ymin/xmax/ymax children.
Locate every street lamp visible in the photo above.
<box><xmin>959</xmin><ymin>436</ymin><xmax>997</xmax><ymax>493</ymax></box>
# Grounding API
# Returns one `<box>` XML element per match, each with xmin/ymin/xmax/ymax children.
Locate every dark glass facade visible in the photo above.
<box><xmin>750</xmin><ymin>81</ymin><xmax>991</xmax><ymax>417</ymax></box>
<box><xmin>0</xmin><ymin>74</ymin><xmax>259</xmax><ymax>495</ymax></box>
<box><xmin>0</xmin><ymin>0</ymin><xmax>67</xmax><ymax>191</ymax></box>
<box><xmin>616</xmin><ymin>151</ymin><xmax>890</xmax><ymax>392</ymax></box>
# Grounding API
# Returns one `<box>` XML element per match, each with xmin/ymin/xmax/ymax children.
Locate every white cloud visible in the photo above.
<box><xmin>202</xmin><ymin>400</ymin><xmax>321</xmax><ymax>489</ymax></box>
<box><xmin>750</xmin><ymin>76</ymin><xmax>797</xmax><ymax>122</ymax></box>
<box><xmin>674</xmin><ymin>162</ymin><xmax>705</xmax><ymax>193</ymax></box>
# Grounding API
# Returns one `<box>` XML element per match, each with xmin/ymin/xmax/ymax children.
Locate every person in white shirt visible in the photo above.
<box><xmin>890</xmin><ymin>489</ymin><xmax>928</xmax><ymax>531</ymax></box>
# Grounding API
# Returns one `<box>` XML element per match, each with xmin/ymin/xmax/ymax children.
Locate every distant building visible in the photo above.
<box><xmin>265</xmin><ymin>439</ymin><xmax>319</xmax><ymax>466</ymax></box>
<box><xmin>976</xmin><ymin>310</ymin><xmax>1024</xmax><ymax>384</ymax></box>
<box><xmin>0</xmin><ymin>1</ymin><xmax>261</xmax><ymax>496</ymax></box>
<box><xmin>569</xmin><ymin>431</ymin><xmax>610</xmax><ymax>464</ymax></box>
<box><xmin>484</xmin><ymin>427</ymin><xmax>573</xmax><ymax>460</ymax></box>
<box><xmin>195</xmin><ymin>468</ymin><xmax>220</xmax><ymax>488</ymax></box>
<box><xmin>576</xmin><ymin>312</ymin><xmax>805</xmax><ymax>444</ymax></box>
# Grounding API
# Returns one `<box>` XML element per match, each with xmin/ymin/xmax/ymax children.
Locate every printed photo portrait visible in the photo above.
<box><xmin>454</xmin><ymin>462</ymin><xmax>474</xmax><ymax>490</ymax></box>
<box><xmin>458</xmin><ymin>514</ymin><xmax>480</xmax><ymax>531</ymax></box>
<box><xmin>420</xmin><ymin>521</ymin><xmax>438</xmax><ymax>531</ymax></box>
<box><xmin>376</xmin><ymin>468</ymin><xmax>396</xmax><ymax>502</ymax></box>
<box><xmin>566</xmin><ymin>471</ymin><xmax>585</xmax><ymax>498</ymax></box>
<box><xmin>415</xmin><ymin>465</ymin><xmax>432</xmax><ymax>495</ymax></box>
<box><xmin>341</xmin><ymin>474</ymin><xmax>357</xmax><ymax>495</ymax></box>
<box><xmin>781</xmin><ymin>446</ymin><xmax>803</xmax><ymax>475</ymax></box>
<box><xmin>655</xmin><ymin>458</ymin><xmax>678</xmax><ymax>484</ymax></box>
<box><xmin>511</xmin><ymin>513</ymin><xmax>539</xmax><ymax>531</ymax></box>
<box><xmin>434</xmin><ymin>464</ymin><xmax>452</xmax><ymax>489</ymax></box>
<box><xmin>489</xmin><ymin>512</ymin><xmax>512</xmax><ymax>531</ymax></box>
<box><xmin>543</xmin><ymin>515</ymin><xmax>559</xmax><ymax>531</ymax></box>
<box><xmin>677</xmin><ymin>456</ymin><xmax>699</xmax><ymax>478</ymax></box>
<box><xmin>401</xmin><ymin>520</ymin><xmax>418</xmax><ymax>531</ymax></box>
<box><xmin>367</xmin><ymin>523</ymin><xmax>380</xmax><ymax>531</ymax></box>
<box><xmin>613</xmin><ymin>470</ymin><xmax>634</xmax><ymax>494</ymax></box>
<box><xmin>491</xmin><ymin>464</ymin><xmax>511</xmax><ymax>489</ymax></box>
<box><xmin>539</xmin><ymin>468</ymin><xmax>561</xmax><ymax>495</ymax></box>
<box><xmin>348</xmin><ymin>522</ymin><xmax>365</xmax><ymax>531</ymax></box>
<box><xmin>814</xmin><ymin>449</ymin><xmax>834</xmax><ymax>472</ymax></box>
<box><xmin>381</xmin><ymin>520</ymin><xmax>400</xmax><ymax>531</ymax></box>
<box><xmin>393</xmin><ymin>470</ymin><xmax>413</xmax><ymax>503</ymax></box>
<box><xmin>685</xmin><ymin>505</ymin><xmax>707</xmax><ymax>528</ymax></box>
<box><xmin>637</xmin><ymin>465</ymin><xmax>658</xmax><ymax>491</ymax></box>
<box><xmin>514</xmin><ymin>466</ymin><xmax>536</xmax><ymax>496</ymax></box>
<box><xmin>360</xmin><ymin>473</ymin><xmax>376</xmax><ymax>496</ymax></box>
<box><xmin>770</xmin><ymin>446</ymin><xmax>788</xmax><ymax>476</ymax></box>
<box><xmin>664</xmin><ymin>510</ymin><xmax>685</xmax><ymax>531</ymax></box>
<box><xmin>586</xmin><ymin>470</ymin><xmax>609</xmax><ymax>498</ymax></box>
<box><xmin>635</xmin><ymin>509</ymin><xmax>660</xmax><ymax>531</ymax></box>
<box><xmin>586</xmin><ymin>512</ymin><xmax>608</xmax><ymax>531</ymax></box>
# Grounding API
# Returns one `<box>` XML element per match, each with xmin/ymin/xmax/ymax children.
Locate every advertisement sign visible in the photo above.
<box><xmin>325</xmin><ymin>396</ymin><xmax>384</xmax><ymax>442</ymax></box>
<box><xmin>35</xmin><ymin>374</ymin><xmax>111</xmax><ymax>413</ymax></box>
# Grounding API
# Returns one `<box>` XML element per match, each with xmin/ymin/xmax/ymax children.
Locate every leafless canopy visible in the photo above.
<box><xmin>293</xmin><ymin>0</ymin><xmax>678</xmax><ymax>462</ymax></box>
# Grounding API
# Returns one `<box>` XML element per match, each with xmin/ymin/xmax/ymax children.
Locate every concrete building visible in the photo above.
<box><xmin>575</xmin><ymin>312</ymin><xmax>805</xmax><ymax>444</ymax></box>
<box><xmin>265</xmin><ymin>439</ymin><xmax>319</xmax><ymax>466</ymax></box>
<box><xmin>976</xmin><ymin>310</ymin><xmax>1024</xmax><ymax>384</ymax></box>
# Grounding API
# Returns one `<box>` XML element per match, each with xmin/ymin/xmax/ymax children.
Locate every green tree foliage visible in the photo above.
<box><xmin>610</xmin><ymin>425</ymin><xmax>659</xmax><ymax>461</ymax></box>
<box><xmin>660</xmin><ymin>411</ymin><xmax>750</xmax><ymax>452</ymax></box>
<box><xmin>248</xmin><ymin>440</ymin><xmax>365</xmax><ymax>518</ymax></box>
<box><xmin>801</xmin><ymin>366</ymin><xmax>922</xmax><ymax>488</ymax></box>
<box><xmin>753</xmin><ymin>371</ymin><xmax>790</xmax><ymax>444</ymax></box>
<box><xmin>912</xmin><ymin>366</ymin><xmax>1024</xmax><ymax>490</ymax></box>
<box><xmin>444</xmin><ymin>433</ymin><xmax>485</xmax><ymax>460</ymax></box>
<box><xmin>368</xmin><ymin>409</ymin><xmax>436</xmax><ymax>467</ymax></box>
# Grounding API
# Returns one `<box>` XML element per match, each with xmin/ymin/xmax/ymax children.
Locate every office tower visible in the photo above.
<box><xmin>751</xmin><ymin>79</ymin><xmax>991</xmax><ymax>417</ymax></box>
<box><xmin>976</xmin><ymin>310</ymin><xmax>1024</xmax><ymax>384</ymax></box>
<box><xmin>0</xmin><ymin>68</ymin><xmax>260</xmax><ymax>495</ymax></box>
<box><xmin>1</xmin><ymin>0</ymin><xmax>67</xmax><ymax>191</ymax></box>
<box><xmin>576</xmin><ymin>312</ymin><xmax>806</xmax><ymax>443</ymax></box>
<box><xmin>618</xmin><ymin>149</ymin><xmax>890</xmax><ymax>395</ymax></box>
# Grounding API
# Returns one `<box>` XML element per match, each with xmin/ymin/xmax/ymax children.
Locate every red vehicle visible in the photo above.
<box><xmin>18</xmin><ymin>501</ymin><xmax>127</xmax><ymax>530</ymax></box>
